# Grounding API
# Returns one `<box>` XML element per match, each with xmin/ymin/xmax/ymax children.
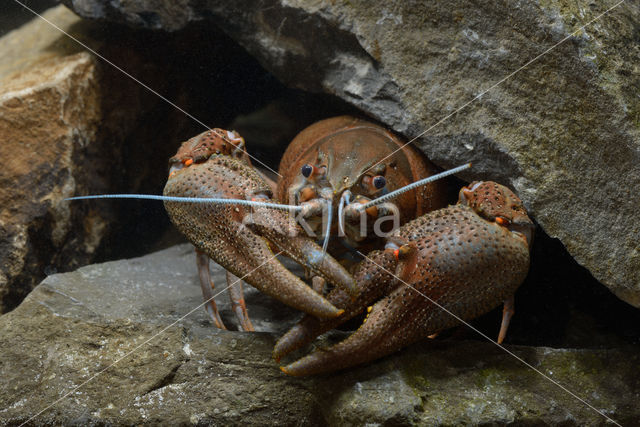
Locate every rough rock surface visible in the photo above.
<box><xmin>0</xmin><ymin>244</ymin><xmax>638</xmax><ymax>425</ymax></box>
<box><xmin>0</xmin><ymin>6</ymin><xmax>103</xmax><ymax>312</ymax></box>
<box><xmin>0</xmin><ymin>5</ymin><xmax>170</xmax><ymax>312</ymax></box>
<box><xmin>62</xmin><ymin>0</ymin><xmax>640</xmax><ymax>307</ymax></box>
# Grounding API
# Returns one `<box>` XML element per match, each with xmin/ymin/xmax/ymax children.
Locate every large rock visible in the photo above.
<box><xmin>0</xmin><ymin>6</ymin><xmax>104</xmax><ymax>312</ymax></box>
<box><xmin>0</xmin><ymin>5</ymin><xmax>177</xmax><ymax>313</ymax></box>
<box><xmin>0</xmin><ymin>244</ymin><xmax>638</xmax><ymax>425</ymax></box>
<box><xmin>62</xmin><ymin>0</ymin><xmax>640</xmax><ymax>307</ymax></box>
<box><xmin>0</xmin><ymin>4</ymin><xmax>264</xmax><ymax>312</ymax></box>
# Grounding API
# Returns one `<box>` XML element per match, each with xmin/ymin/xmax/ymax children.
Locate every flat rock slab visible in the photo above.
<box><xmin>0</xmin><ymin>244</ymin><xmax>638</xmax><ymax>425</ymax></box>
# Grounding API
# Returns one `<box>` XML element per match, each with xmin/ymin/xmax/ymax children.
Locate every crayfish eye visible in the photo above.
<box><xmin>301</xmin><ymin>164</ymin><xmax>313</xmax><ymax>178</ymax></box>
<box><xmin>373</xmin><ymin>175</ymin><xmax>386</xmax><ymax>189</ymax></box>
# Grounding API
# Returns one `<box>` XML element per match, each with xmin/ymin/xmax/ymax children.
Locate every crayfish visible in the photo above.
<box><xmin>68</xmin><ymin>117</ymin><xmax>533</xmax><ymax>375</ymax></box>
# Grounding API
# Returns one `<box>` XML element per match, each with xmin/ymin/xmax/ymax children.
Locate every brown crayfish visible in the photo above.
<box><xmin>69</xmin><ymin>116</ymin><xmax>534</xmax><ymax>375</ymax></box>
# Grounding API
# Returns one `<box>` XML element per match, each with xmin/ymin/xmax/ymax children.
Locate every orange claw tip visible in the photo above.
<box><xmin>279</xmin><ymin>366</ymin><xmax>290</xmax><ymax>375</ymax></box>
<box><xmin>183</xmin><ymin>158</ymin><xmax>194</xmax><ymax>166</ymax></box>
<box><xmin>495</xmin><ymin>217</ymin><xmax>508</xmax><ymax>225</ymax></box>
<box><xmin>336</xmin><ymin>309</ymin><xmax>345</xmax><ymax>316</ymax></box>
<box><xmin>280</xmin><ymin>364</ymin><xmax>306</xmax><ymax>377</ymax></box>
<box><xmin>393</xmin><ymin>249</ymin><xmax>400</xmax><ymax>259</ymax></box>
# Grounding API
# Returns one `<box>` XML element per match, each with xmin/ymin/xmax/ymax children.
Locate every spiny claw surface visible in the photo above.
<box><xmin>279</xmin><ymin>182</ymin><xmax>533</xmax><ymax>376</ymax></box>
<box><xmin>164</xmin><ymin>155</ymin><xmax>354</xmax><ymax>319</ymax></box>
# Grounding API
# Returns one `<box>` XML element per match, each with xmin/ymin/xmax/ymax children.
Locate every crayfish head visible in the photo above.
<box><xmin>459</xmin><ymin>181</ymin><xmax>535</xmax><ymax>249</ymax></box>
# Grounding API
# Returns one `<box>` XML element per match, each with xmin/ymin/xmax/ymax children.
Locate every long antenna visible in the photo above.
<box><xmin>359</xmin><ymin>163</ymin><xmax>471</xmax><ymax>210</ymax></box>
<box><xmin>66</xmin><ymin>194</ymin><xmax>303</xmax><ymax>212</ymax></box>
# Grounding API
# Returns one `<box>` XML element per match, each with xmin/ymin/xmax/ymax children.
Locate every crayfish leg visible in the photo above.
<box><xmin>497</xmin><ymin>296</ymin><xmax>515</xmax><ymax>344</ymax></box>
<box><xmin>196</xmin><ymin>249</ymin><xmax>227</xmax><ymax>330</ymax></box>
<box><xmin>226</xmin><ymin>271</ymin><xmax>255</xmax><ymax>332</ymax></box>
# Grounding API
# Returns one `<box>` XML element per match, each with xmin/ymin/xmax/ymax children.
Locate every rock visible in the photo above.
<box><xmin>0</xmin><ymin>244</ymin><xmax>638</xmax><ymax>425</ymax></box>
<box><xmin>0</xmin><ymin>6</ymin><xmax>105</xmax><ymax>312</ymax></box>
<box><xmin>62</xmin><ymin>0</ymin><xmax>640</xmax><ymax>307</ymax></box>
<box><xmin>0</xmin><ymin>5</ymin><xmax>182</xmax><ymax>313</ymax></box>
<box><xmin>1</xmin><ymin>4</ymin><xmax>268</xmax><ymax>313</ymax></box>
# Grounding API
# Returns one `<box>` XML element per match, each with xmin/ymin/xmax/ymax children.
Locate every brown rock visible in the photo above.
<box><xmin>0</xmin><ymin>6</ymin><xmax>102</xmax><ymax>312</ymax></box>
<box><xmin>0</xmin><ymin>5</ymin><xmax>170</xmax><ymax>312</ymax></box>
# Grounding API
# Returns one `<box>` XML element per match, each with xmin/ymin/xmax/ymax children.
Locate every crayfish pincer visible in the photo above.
<box><xmin>163</xmin><ymin>154</ymin><xmax>358</xmax><ymax>323</ymax></box>
<box><xmin>67</xmin><ymin>128</ymin><xmax>358</xmax><ymax>331</ymax></box>
<box><xmin>275</xmin><ymin>181</ymin><xmax>534</xmax><ymax>376</ymax></box>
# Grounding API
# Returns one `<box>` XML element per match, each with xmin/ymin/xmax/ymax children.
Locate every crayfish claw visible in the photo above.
<box><xmin>279</xmin><ymin>182</ymin><xmax>533</xmax><ymax>375</ymax></box>
<box><xmin>274</xmin><ymin>250</ymin><xmax>397</xmax><ymax>362</ymax></box>
<box><xmin>164</xmin><ymin>156</ymin><xmax>345</xmax><ymax>320</ymax></box>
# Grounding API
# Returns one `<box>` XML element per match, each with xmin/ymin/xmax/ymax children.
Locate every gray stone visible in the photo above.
<box><xmin>0</xmin><ymin>244</ymin><xmax>638</xmax><ymax>425</ymax></box>
<box><xmin>62</xmin><ymin>0</ymin><xmax>640</xmax><ymax>307</ymax></box>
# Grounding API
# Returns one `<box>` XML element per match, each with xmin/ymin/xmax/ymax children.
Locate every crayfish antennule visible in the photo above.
<box><xmin>321</xmin><ymin>199</ymin><xmax>333</xmax><ymax>254</ymax></box>
<box><xmin>337</xmin><ymin>190</ymin><xmax>352</xmax><ymax>237</ymax></box>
